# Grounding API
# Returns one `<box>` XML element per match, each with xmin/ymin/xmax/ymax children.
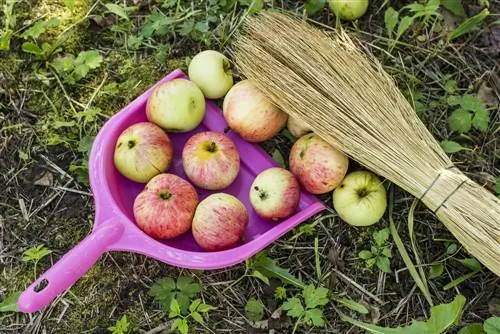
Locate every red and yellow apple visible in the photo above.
<box><xmin>192</xmin><ymin>193</ymin><xmax>248</xmax><ymax>251</ymax></box>
<box><xmin>287</xmin><ymin>116</ymin><xmax>312</xmax><ymax>138</ymax></box>
<box><xmin>182</xmin><ymin>131</ymin><xmax>240</xmax><ymax>190</ymax></box>
<box><xmin>249</xmin><ymin>167</ymin><xmax>300</xmax><ymax>220</ymax></box>
<box><xmin>133</xmin><ymin>173</ymin><xmax>199</xmax><ymax>239</ymax></box>
<box><xmin>289</xmin><ymin>133</ymin><xmax>349</xmax><ymax>194</ymax></box>
<box><xmin>188</xmin><ymin>50</ymin><xmax>234</xmax><ymax>99</ymax></box>
<box><xmin>114</xmin><ymin>122</ymin><xmax>173</xmax><ymax>183</ymax></box>
<box><xmin>223</xmin><ymin>80</ymin><xmax>288</xmax><ymax>142</ymax></box>
<box><xmin>146</xmin><ymin>78</ymin><xmax>206</xmax><ymax>132</ymax></box>
<box><xmin>333</xmin><ymin>170</ymin><xmax>387</xmax><ymax>226</ymax></box>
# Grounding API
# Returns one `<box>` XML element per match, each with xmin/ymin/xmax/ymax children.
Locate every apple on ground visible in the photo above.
<box><xmin>188</xmin><ymin>50</ymin><xmax>234</xmax><ymax>99</ymax></box>
<box><xmin>182</xmin><ymin>131</ymin><xmax>240</xmax><ymax>190</ymax></box>
<box><xmin>333</xmin><ymin>170</ymin><xmax>387</xmax><ymax>227</ymax></box>
<box><xmin>192</xmin><ymin>193</ymin><xmax>248</xmax><ymax>251</ymax></box>
<box><xmin>289</xmin><ymin>133</ymin><xmax>348</xmax><ymax>194</ymax></box>
<box><xmin>287</xmin><ymin>116</ymin><xmax>312</xmax><ymax>138</ymax></box>
<box><xmin>114</xmin><ymin>122</ymin><xmax>173</xmax><ymax>183</ymax></box>
<box><xmin>146</xmin><ymin>78</ymin><xmax>206</xmax><ymax>132</ymax></box>
<box><xmin>250</xmin><ymin>167</ymin><xmax>300</xmax><ymax>220</ymax></box>
<box><xmin>223</xmin><ymin>80</ymin><xmax>288</xmax><ymax>142</ymax></box>
<box><xmin>329</xmin><ymin>0</ymin><xmax>369</xmax><ymax>21</ymax></box>
<box><xmin>134</xmin><ymin>173</ymin><xmax>199</xmax><ymax>239</ymax></box>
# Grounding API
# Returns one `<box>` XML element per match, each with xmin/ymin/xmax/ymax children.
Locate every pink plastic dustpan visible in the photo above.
<box><xmin>18</xmin><ymin>69</ymin><xmax>325</xmax><ymax>313</ymax></box>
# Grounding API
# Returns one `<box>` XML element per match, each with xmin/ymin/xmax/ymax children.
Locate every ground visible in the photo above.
<box><xmin>0</xmin><ymin>0</ymin><xmax>499</xmax><ymax>333</ymax></box>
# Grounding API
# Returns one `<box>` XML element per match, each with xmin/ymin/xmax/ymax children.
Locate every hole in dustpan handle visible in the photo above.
<box><xmin>17</xmin><ymin>219</ymin><xmax>124</xmax><ymax>313</ymax></box>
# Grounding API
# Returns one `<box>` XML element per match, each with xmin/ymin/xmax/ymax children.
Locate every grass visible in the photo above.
<box><xmin>0</xmin><ymin>0</ymin><xmax>499</xmax><ymax>333</ymax></box>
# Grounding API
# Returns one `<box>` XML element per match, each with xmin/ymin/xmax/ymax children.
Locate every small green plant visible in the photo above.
<box><xmin>443</xmin><ymin>257</ymin><xmax>483</xmax><ymax>291</ymax></box>
<box><xmin>169</xmin><ymin>298</ymin><xmax>214</xmax><ymax>334</ymax></box>
<box><xmin>495</xmin><ymin>177</ymin><xmax>500</xmax><ymax>197</ymax></box>
<box><xmin>107</xmin><ymin>315</ymin><xmax>129</xmax><ymax>334</ymax></box>
<box><xmin>282</xmin><ymin>284</ymin><xmax>330</xmax><ymax>331</ymax></box>
<box><xmin>358</xmin><ymin>228</ymin><xmax>392</xmax><ymax>273</ymax></box>
<box><xmin>19</xmin><ymin>18</ymin><xmax>62</xmax><ymax>61</ymax></box>
<box><xmin>274</xmin><ymin>286</ymin><xmax>287</xmax><ymax>300</ymax></box>
<box><xmin>447</xmin><ymin>94</ymin><xmax>489</xmax><ymax>134</ymax></box>
<box><xmin>0</xmin><ymin>0</ymin><xmax>17</xmax><ymax>50</ymax></box>
<box><xmin>50</xmin><ymin>50</ymin><xmax>103</xmax><ymax>84</ymax></box>
<box><xmin>20</xmin><ymin>18</ymin><xmax>59</xmax><ymax>40</ymax></box>
<box><xmin>22</xmin><ymin>244</ymin><xmax>52</xmax><ymax>276</ymax></box>
<box><xmin>149</xmin><ymin>276</ymin><xmax>201</xmax><ymax>314</ymax></box>
<box><xmin>0</xmin><ymin>292</ymin><xmax>20</xmax><ymax>313</ymax></box>
<box><xmin>245</xmin><ymin>298</ymin><xmax>265</xmax><ymax>322</ymax></box>
<box><xmin>459</xmin><ymin>316</ymin><xmax>500</xmax><ymax>334</ymax></box>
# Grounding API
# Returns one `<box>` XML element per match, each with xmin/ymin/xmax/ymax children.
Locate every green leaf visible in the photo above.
<box><xmin>107</xmin><ymin>315</ymin><xmax>129</xmax><ymax>334</ymax></box>
<box><xmin>444</xmin><ymin>79</ymin><xmax>457</xmax><ymax>94</ymax></box>
<box><xmin>191</xmin><ymin>311</ymin><xmax>204</xmax><ymax>324</ymax></box>
<box><xmin>373</xmin><ymin>228</ymin><xmax>390</xmax><ymax>246</ymax></box>
<box><xmin>396</xmin><ymin>16</ymin><xmax>415</xmax><ymax>41</ymax></box>
<box><xmin>440</xmin><ymin>140</ymin><xmax>468</xmax><ymax>153</ymax></box>
<box><xmin>366</xmin><ymin>257</ymin><xmax>377</xmax><ymax>268</ymax></box>
<box><xmin>239</xmin><ymin>0</ymin><xmax>264</xmax><ymax>14</ymax></box>
<box><xmin>336</xmin><ymin>294</ymin><xmax>466</xmax><ymax>334</ymax></box>
<box><xmin>140</xmin><ymin>11</ymin><xmax>173</xmax><ymax>37</ymax></box>
<box><xmin>446</xmin><ymin>243</ymin><xmax>458</xmax><ymax>255</ymax></box>
<box><xmin>448</xmin><ymin>109</ymin><xmax>472</xmax><ymax>133</ymax></box>
<box><xmin>443</xmin><ymin>271</ymin><xmax>480</xmax><ymax>290</ymax></box>
<box><xmin>169</xmin><ymin>299</ymin><xmax>181</xmax><ymax>318</ymax></box>
<box><xmin>495</xmin><ymin>178</ymin><xmax>500</xmax><ymax>195</ymax></box>
<box><xmin>484</xmin><ymin>317</ymin><xmax>500</xmax><ymax>334</ymax></box>
<box><xmin>448</xmin><ymin>9</ymin><xmax>489</xmax><ymax>41</ymax></box>
<box><xmin>78</xmin><ymin>136</ymin><xmax>94</xmax><ymax>153</ymax></box>
<box><xmin>104</xmin><ymin>3</ymin><xmax>129</xmax><ymax>20</ymax></box>
<box><xmin>447</xmin><ymin>94</ymin><xmax>484</xmax><ymax>112</ymax></box>
<box><xmin>177</xmin><ymin>318</ymin><xmax>189</xmax><ymax>334</ymax></box>
<box><xmin>195</xmin><ymin>22</ymin><xmax>209</xmax><ymax>33</ymax></box>
<box><xmin>441</xmin><ymin>0</ymin><xmax>466</xmax><ymax>17</ymax></box>
<box><xmin>274</xmin><ymin>286</ymin><xmax>287</xmax><ymax>300</ymax></box>
<box><xmin>429</xmin><ymin>263</ymin><xmax>444</xmax><ymax>279</ymax></box>
<box><xmin>359</xmin><ymin>250</ymin><xmax>374</xmax><ymax>260</ymax></box>
<box><xmin>65</xmin><ymin>0</ymin><xmax>75</xmax><ymax>10</ymax></box>
<box><xmin>459</xmin><ymin>258</ymin><xmax>482</xmax><ymax>272</ymax></box>
<box><xmin>250</xmin><ymin>253</ymin><xmax>305</xmax><ymax>288</ymax></box>
<box><xmin>381</xmin><ymin>247</ymin><xmax>392</xmax><ymax>258</ymax></box>
<box><xmin>458</xmin><ymin>323</ymin><xmax>485</xmax><ymax>334</ymax></box>
<box><xmin>76</xmin><ymin>50</ymin><xmax>103</xmax><ymax>69</ymax></box>
<box><xmin>376</xmin><ymin>256</ymin><xmax>392</xmax><ymax>273</ymax></box>
<box><xmin>252</xmin><ymin>270</ymin><xmax>270</xmax><ymax>285</ymax></box>
<box><xmin>271</xmin><ymin>149</ymin><xmax>286</xmax><ymax>168</ymax></box>
<box><xmin>189</xmin><ymin>299</ymin><xmax>201</xmax><ymax>313</ymax></box>
<box><xmin>304</xmin><ymin>308</ymin><xmax>325</xmax><ymax>327</ymax></box>
<box><xmin>282</xmin><ymin>297</ymin><xmax>304</xmax><ymax>318</ymax></box>
<box><xmin>178</xmin><ymin>20</ymin><xmax>194</xmax><ymax>37</ymax></box>
<box><xmin>0</xmin><ymin>29</ymin><xmax>13</xmax><ymax>51</ymax></box>
<box><xmin>51</xmin><ymin>55</ymin><xmax>75</xmax><ymax>74</ymax></box>
<box><xmin>384</xmin><ymin>7</ymin><xmax>399</xmax><ymax>38</ymax></box>
<box><xmin>472</xmin><ymin>109</ymin><xmax>489</xmax><ymax>132</ymax></box>
<box><xmin>149</xmin><ymin>277</ymin><xmax>176</xmax><ymax>308</ymax></box>
<box><xmin>171</xmin><ymin>318</ymin><xmax>181</xmax><ymax>331</ymax></box>
<box><xmin>305</xmin><ymin>0</ymin><xmax>325</xmax><ymax>15</ymax></box>
<box><xmin>0</xmin><ymin>292</ymin><xmax>20</xmax><ymax>312</ymax></box>
<box><xmin>303</xmin><ymin>285</ymin><xmax>329</xmax><ymax>309</ymax></box>
<box><xmin>21</xmin><ymin>18</ymin><xmax>60</xmax><ymax>39</ymax></box>
<box><xmin>196</xmin><ymin>303</ymin><xmax>215</xmax><ymax>313</ymax></box>
<box><xmin>245</xmin><ymin>298</ymin><xmax>265</xmax><ymax>322</ymax></box>
<box><xmin>22</xmin><ymin>244</ymin><xmax>52</xmax><ymax>262</ymax></box>
<box><xmin>22</xmin><ymin>42</ymin><xmax>43</xmax><ymax>55</ymax></box>
<box><xmin>177</xmin><ymin>277</ymin><xmax>201</xmax><ymax>297</ymax></box>
<box><xmin>332</xmin><ymin>296</ymin><xmax>369</xmax><ymax>314</ymax></box>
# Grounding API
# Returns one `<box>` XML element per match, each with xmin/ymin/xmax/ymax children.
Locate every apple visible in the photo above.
<box><xmin>287</xmin><ymin>116</ymin><xmax>312</xmax><ymax>138</ymax></box>
<box><xmin>146</xmin><ymin>78</ymin><xmax>206</xmax><ymax>132</ymax></box>
<box><xmin>223</xmin><ymin>80</ymin><xmax>288</xmax><ymax>142</ymax></box>
<box><xmin>188</xmin><ymin>50</ymin><xmax>234</xmax><ymax>99</ymax></box>
<box><xmin>133</xmin><ymin>173</ymin><xmax>199</xmax><ymax>239</ymax></box>
<box><xmin>182</xmin><ymin>131</ymin><xmax>240</xmax><ymax>190</ymax></box>
<box><xmin>114</xmin><ymin>122</ymin><xmax>173</xmax><ymax>183</ymax></box>
<box><xmin>289</xmin><ymin>133</ymin><xmax>349</xmax><ymax>194</ymax></box>
<box><xmin>329</xmin><ymin>0</ymin><xmax>369</xmax><ymax>21</ymax></box>
<box><xmin>249</xmin><ymin>167</ymin><xmax>300</xmax><ymax>220</ymax></box>
<box><xmin>332</xmin><ymin>170</ymin><xmax>387</xmax><ymax>227</ymax></box>
<box><xmin>192</xmin><ymin>193</ymin><xmax>248</xmax><ymax>251</ymax></box>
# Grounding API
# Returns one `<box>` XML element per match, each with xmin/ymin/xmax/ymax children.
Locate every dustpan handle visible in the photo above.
<box><xmin>18</xmin><ymin>218</ymin><xmax>124</xmax><ymax>313</ymax></box>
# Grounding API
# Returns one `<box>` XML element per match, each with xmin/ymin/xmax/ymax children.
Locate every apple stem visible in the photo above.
<box><xmin>127</xmin><ymin>140</ymin><xmax>136</xmax><ymax>149</ymax></box>
<box><xmin>207</xmin><ymin>141</ymin><xmax>217</xmax><ymax>152</ymax></box>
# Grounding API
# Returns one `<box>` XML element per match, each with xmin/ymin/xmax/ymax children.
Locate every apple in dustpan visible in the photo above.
<box><xmin>17</xmin><ymin>68</ymin><xmax>325</xmax><ymax>314</ymax></box>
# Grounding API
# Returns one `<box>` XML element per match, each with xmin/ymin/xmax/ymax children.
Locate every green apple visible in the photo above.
<box><xmin>332</xmin><ymin>170</ymin><xmax>387</xmax><ymax>226</ymax></box>
<box><xmin>188</xmin><ymin>50</ymin><xmax>234</xmax><ymax>99</ymax></box>
<box><xmin>329</xmin><ymin>0</ymin><xmax>369</xmax><ymax>21</ymax></box>
<box><xmin>146</xmin><ymin>78</ymin><xmax>206</xmax><ymax>132</ymax></box>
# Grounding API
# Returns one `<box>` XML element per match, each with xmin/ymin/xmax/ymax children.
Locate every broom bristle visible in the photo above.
<box><xmin>233</xmin><ymin>12</ymin><xmax>500</xmax><ymax>276</ymax></box>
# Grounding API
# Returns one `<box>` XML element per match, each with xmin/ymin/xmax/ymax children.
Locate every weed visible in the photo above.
<box><xmin>245</xmin><ymin>298</ymin><xmax>265</xmax><ymax>322</ymax></box>
<box><xmin>149</xmin><ymin>276</ymin><xmax>201</xmax><ymax>314</ymax></box>
<box><xmin>50</xmin><ymin>50</ymin><xmax>103</xmax><ymax>84</ymax></box>
<box><xmin>0</xmin><ymin>0</ymin><xmax>17</xmax><ymax>50</ymax></box>
<box><xmin>358</xmin><ymin>227</ymin><xmax>392</xmax><ymax>273</ymax></box>
<box><xmin>282</xmin><ymin>284</ymin><xmax>330</xmax><ymax>331</ymax></box>
<box><xmin>107</xmin><ymin>315</ymin><xmax>129</xmax><ymax>334</ymax></box>
<box><xmin>168</xmin><ymin>298</ymin><xmax>214</xmax><ymax>334</ymax></box>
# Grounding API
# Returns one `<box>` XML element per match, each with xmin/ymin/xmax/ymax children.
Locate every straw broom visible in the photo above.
<box><xmin>233</xmin><ymin>12</ymin><xmax>500</xmax><ymax>276</ymax></box>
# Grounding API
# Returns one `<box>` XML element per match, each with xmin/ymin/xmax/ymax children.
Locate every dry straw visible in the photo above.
<box><xmin>233</xmin><ymin>12</ymin><xmax>500</xmax><ymax>276</ymax></box>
